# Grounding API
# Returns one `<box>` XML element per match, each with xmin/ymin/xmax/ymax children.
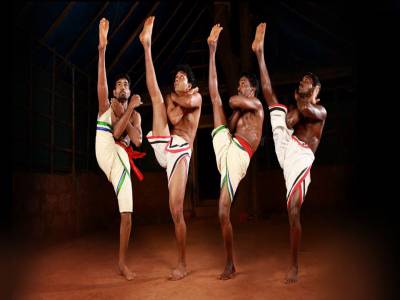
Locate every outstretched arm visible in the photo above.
<box><xmin>113</xmin><ymin>95</ymin><xmax>142</xmax><ymax>139</ymax></box>
<box><xmin>97</xmin><ymin>18</ymin><xmax>110</xmax><ymax>115</ymax></box>
<box><xmin>207</xmin><ymin>24</ymin><xmax>224</xmax><ymax>106</ymax></box>
<box><xmin>295</xmin><ymin>89</ymin><xmax>327</xmax><ymax>121</ymax></box>
<box><xmin>229</xmin><ymin>95</ymin><xmax>263</xmax><ymax>111</ymax></box>
<box><xmin>139</xmin><ymin>16</ymin><xmax>164</xmax><ymax>103</ymax></box>
<box><xmin>252</xmin><ymin>23</ymin><xmax>279</xmax><ymax>107</ymax></box>
<box><xmin>126</xmin><ymin>111</ymin><xmax>142</xmax><ymax>147</ymax></box>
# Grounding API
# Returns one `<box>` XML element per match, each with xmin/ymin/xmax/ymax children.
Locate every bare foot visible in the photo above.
<box><xmin>207</xmin><ymin>23</ymin><xmax>223</xmax><ymax>49</ymax></box>
<box><xmin>118</xmin><ymin>263</ymin><xmax>136</xmax><ymax>281</ymax></box>
<box><xmin>99</xmin><ymin>18</ymin><xmax>109</xmax><ymax>48</ymax></box>
<box><xmin>219</xmin><ymin>263</ymin><xmax>236</xmax><ymax>280</ymax></box>
<box><xmin>139</xmin><ymin>16</ymin><xmax>155</xmax><ymax>47</ymax></box>
<box><xmin>168</xmin><ymin>264</ymin><xmax>188</xmax><ymax>281</ymax></box>
<box><xmin>284</xmin><ymin>266</ymin><xmax>298</xmax><ymax>284</ymax></box>
<box><xmin>251</xmin><ymin>22</ymin><xmax>266</xmax><ymax>54</ymax></box>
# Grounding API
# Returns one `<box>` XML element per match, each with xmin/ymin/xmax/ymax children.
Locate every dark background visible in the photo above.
<box><xmin>3</xmin><ymin>1</ymin><xmax>400</xmax><ymax>299</ymax></box>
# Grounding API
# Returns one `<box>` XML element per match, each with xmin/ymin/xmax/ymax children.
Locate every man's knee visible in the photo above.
<box><xmin>218</xmin><ymin>209</ymin><xmax>230</xmax><ymax>225</ymax></box>
<box><xmin>288</xmin><ymin>205</ymin><xmax>300</xmax><ymax>220</ymax></box>
<box><xmin>171</xmin><ymin>206</ymin><xmax>184</xmax><ymax>224</ymax></box>
<box><xmin>121</xmin><ymin>212</ymin><xmax>132</xmax><ymax>226</ymax></box>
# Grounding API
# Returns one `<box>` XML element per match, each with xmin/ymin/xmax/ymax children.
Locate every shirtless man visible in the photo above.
<box><xmin>207</xmin><ymin>24</ymin><xmax>264</xmax><ymax>280</ymax></box>
<box><xmin>139</xmin><ymin>16</ymin><xmax>202</xmax><ymax>280</ymax></box>
<box><xmin>252</xmin><ymin>22</ymin><xmax>327</xmax><ymax>283</ymax></box>
<box><xmin>95</xmin><ymin>18</ymin><xmax>144</xmax><ymax>281</ymax></box>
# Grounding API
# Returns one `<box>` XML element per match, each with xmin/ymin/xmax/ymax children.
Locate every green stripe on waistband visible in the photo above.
<box><xmin>96</xmin><ymin>121</ymin><xmax>113</xmax><ymax>130</ymax></box>
<box><xmin>211</xmin><ymin>125</ymin><xmax>227</xmax><ymax>139</ymax></box>
<box><xmin>233</xmin><ymin>139</ymin><xmax>245</xmax><ymax>151</ymax></box>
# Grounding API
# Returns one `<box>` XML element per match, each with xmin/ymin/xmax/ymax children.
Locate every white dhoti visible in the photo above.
<box><xmin>211</xmin><ymin>125</ymin><xmax>253</xmax><ymax>202</ymax></box>
<box><xmin>269</xmin><ymin>104</ymin><xmax>315</xmax><ymax>208</ymax></box>
<box><xmin>95</xmin><ymin>107</ymin><xmax>133</xmax><ymax>213</ymax></box>
<box><xmin>146</xmin><ymin>132</ymin><xmax>192</xmax><ymax>185</ymax></box>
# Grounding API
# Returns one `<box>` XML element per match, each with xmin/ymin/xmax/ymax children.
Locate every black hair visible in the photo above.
<box><xmin>305</xmin><ymin>72</ymin><xmax>321</xmax><ymax>87</ymax></box>
<box><xmin>240</xmin><ymin>72</ymin><xmax>259</xmax><ymax>97</ymax></box>
<box><xmin>114</xmin><ymin>73</ymin><xmax>131</xmax><ymax>87</ymax></box>
<box><xmin>172</xmin><ymin>64</ymin><xmax>196</xmax><ymax>86</ymax></box>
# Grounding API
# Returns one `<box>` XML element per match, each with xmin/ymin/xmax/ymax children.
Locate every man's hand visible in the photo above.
<box><xmin>139</xmin><ymin>16</ymin><xmax>155</xmax><ymax>49</ymax></box>
<box><xmin>252</xmin><ymin>22</ymin><xmax>266</xmax><ymax>55</ymax></box>
<box><xmin>207</xmin><ymin>24</ymin><xmax>223</xmax><ymax>52</ymax></box>
<box><xmin>188</xmin><ymin>87</ymin><xmax>199</xmax><ymax>95</ymax></box>
<box><xmin>128</xmin><ymin>94</ymin><xmax>143</xmax><ymax>109</ymax></box>
<box><xmin>99</xmin><ymin>18</ymin><xmax>109</xmax><ymax>49</ymax></box>
<box><xmin>111</xmin><ymin>98</ymin><xmax>124</xmax><ymax>117</ymax></box>
<box><xmin>294</xmin><ymin>86</ymin><xmax>320</xmax><ymax>104</ymax></box>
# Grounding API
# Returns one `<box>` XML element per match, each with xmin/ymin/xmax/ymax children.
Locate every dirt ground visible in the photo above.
<box><xmin>6</xmin><ymin>213</ymin><xmax>389</xmax><ymax>300</ymax></box>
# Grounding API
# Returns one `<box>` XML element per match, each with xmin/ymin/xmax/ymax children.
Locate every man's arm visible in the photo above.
<box><xmin>97</xmin><ymin>18</ymin><xmax>110</xmax><ymax>115</ymax></box>
<box><xmin>295</xmin><ymin>89</ymin><xmax>327</xmax><ymax>121</ymax></box>
<box><xmin>126</xmin><ymin>111</ymin><xmax>142</xmax><ymax>147</ymax></box>
<box><xmin>252</xmin><ymin>23</ymin><xmax>279</xmax><ymax>107</ymax></box>
<box><xmin>169</xmin><ymin>89</ymin><xmax>202</xmax><ymax>109</ymax></box>
<box><xmin>228</xmin><ymin>110</ymin><xmax>241</xmax><ymax>132</ymax></box>
<box><xmin>286</xmin><ymin>107</ymin><xmax>301</xmax><ymax>129</ymax></box>
<box><xmin>113</xmin><ymin>95</ymin><xmax>142</xmax><ymax>139</ymax></box>
<box><xmin>207</xmin><ymin>24</ymin><xmax>224</xmax><ymax>106</ymax></box>
<box><xmin>139</xmin><ymin>16</ymin><xmax>164</xmax><ymax>104</ymax></box>
<box><xmin>229</xmin><ymin>95</ymin><xmax>263</xmax><ymax>111</ymax></box>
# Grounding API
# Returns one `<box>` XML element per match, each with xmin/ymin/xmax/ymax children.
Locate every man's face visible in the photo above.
<box><xmin>113</xmin><ymin>78</ymin><xmax>131</xmax><ymax>101</ymax></box>
<box><xmin>237</xmin><ymin>76</ymin><xmax>254</xmax><ymax>98</ymax></box>
<box><xmin>174</xmin><ymin>71</ymin><xmax>191</xmax><ymax>93</ymax></box>
<box><xmin>298</xmin><ymin>75</ymin><xmax>314</xmax><ymax>95</ymax></box>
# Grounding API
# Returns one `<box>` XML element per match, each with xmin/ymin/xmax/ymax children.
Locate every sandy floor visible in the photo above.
<box><xmin>7</xmin><ymin>213</ymin><xmax>388</xmax><ymax>300</ymax></box>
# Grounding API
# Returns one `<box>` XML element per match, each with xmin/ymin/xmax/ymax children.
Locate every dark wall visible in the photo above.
<box><xmin>12</xmin><ymin>164</ymin><xmax>355</xmax><ymax>241</ymax></box>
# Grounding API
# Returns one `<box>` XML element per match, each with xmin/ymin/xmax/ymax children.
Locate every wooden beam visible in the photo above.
<box><xmin>41</xmin><ymin>2</ymin><xmax>76</xmax><ymax>43</ymax></box>
<box><xmin>126</xmin><ymin>2</ymin><xmax>184</xmax><ymax>75</ymax></box>
<box><xmin>64</xmin><ymin>2</ymin><xmax>110</xmax><ymax>61</ymax></box>
<box><xmin>159</xmin><ymin>6</ymin><xmax>207</xmax><ymax>72</ymax></box>
<box><xmin>131</xmin><ymin>1</ymin><xmax>200</xmax><ymax>90</ymax></box>
<box><xmin>108</xmin><ymin>2</ymin><xmax>160</xmax><ymax>72</ymax></box>
<box><xmin>85</xmin><ymin>2</ymin><xmax>140</xmax><ymax>69</ymax></box>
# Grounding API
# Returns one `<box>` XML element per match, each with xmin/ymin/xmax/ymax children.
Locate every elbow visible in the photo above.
<box><xmin>229</xmin><ymin>96</ymin><xmax>238</xmax><ymax>109</ymax></box>
<box><xmin>113</xmin><ymin>131</ymin><xmax>122</xmax><ymax>140</ymax></box>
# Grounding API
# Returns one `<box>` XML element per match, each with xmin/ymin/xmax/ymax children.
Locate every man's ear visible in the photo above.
<box><xmin>113</xmin><ymin>89</ymin><xmax>117</xmax><ymax>98</ymax></box>
<box><xmin>187</xmin><ymin>83</ymin><xmax>192</xmax><ymax>91</ymax></box>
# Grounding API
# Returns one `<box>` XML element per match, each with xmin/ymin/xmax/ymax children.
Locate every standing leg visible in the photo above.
<box><xmin>218</xmin><ymin>185</ymin><xmax>236</xmax><ymax>280</ymax></box>
<box><xmin>168</xmin><ymin>159</ymin><xmax>189</xmax><ymax>280</ymax></box>
<box><xmin>119</xmin><ymin>212</ymin><xmax>135</xmax><ymax>280</ymax></box>
<box><xmin>285</xmin><ymin>188</ymin><xmax>302</xmax><ymax>284</ymax></box>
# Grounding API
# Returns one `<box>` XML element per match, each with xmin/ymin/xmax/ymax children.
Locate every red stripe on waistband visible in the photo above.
<box><xmin>269</xmin><ymin>104</ymin><xmax>288</xmax><ymax>110</ymax></box>
<box><xmin>234</xmin><ymin>135</ymin><xmax>253</xmax><ymax>158</ymax></box>
<box><xmin>292</xmin><ymin>135</ymin><xmax>310</xmax><ymax>149</ymax></box>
